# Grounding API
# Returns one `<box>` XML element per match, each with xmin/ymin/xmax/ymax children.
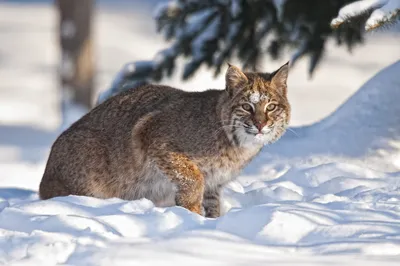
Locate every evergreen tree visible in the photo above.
<box><xmin>98</xmin><ymin>0</ymin><xmax>399</xmax><ymax>103</ymax></box>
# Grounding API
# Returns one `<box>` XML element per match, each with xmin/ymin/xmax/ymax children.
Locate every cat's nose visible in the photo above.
<box><xmin>255</xmin><ymin>121</ymin><xmax>266</xmax><ymax>132</ymax></box>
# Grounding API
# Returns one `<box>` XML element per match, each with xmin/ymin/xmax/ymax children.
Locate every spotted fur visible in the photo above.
<box><xmin>39</xmin><ymin>62</ymin><xmax>290</xmax><ymax>217</ymax></box>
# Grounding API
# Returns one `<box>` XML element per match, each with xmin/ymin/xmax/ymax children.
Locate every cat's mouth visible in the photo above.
<box><xmin>244</xmin><ymin>127</ymin><xmax>272</xmax><ymax>136</ymax></box>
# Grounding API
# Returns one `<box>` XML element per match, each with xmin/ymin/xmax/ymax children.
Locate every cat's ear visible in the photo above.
<box><xmin>225</xmin><ymin>64</ymin><xmax>248</xmax><ymax>96</ymax></box>
<box><xmin>270</xmin><ymin>62</ymin><xmax>289</xmax><ymax>94</ymax></box>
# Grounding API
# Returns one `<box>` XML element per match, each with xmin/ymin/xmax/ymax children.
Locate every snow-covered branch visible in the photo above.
<box><xmin>331</xmin><ymin>0</ymin><xmax>400</xmax><ymax>31</ymax></box>
<box><xmin>98</xmin><ymin>0</ymin><xmax>373</xmax><ymax>103</ymax></box>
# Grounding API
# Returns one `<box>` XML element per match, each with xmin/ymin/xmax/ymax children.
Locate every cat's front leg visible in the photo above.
<box><xmin>154</xmin><ymin>152</ymin><xmax>204</xmax><ymax>215</ymax></box>
<box><xmin>203</xmin><ymin>186</ymin><xmax>221</xmax><ymax>218</ymax></box>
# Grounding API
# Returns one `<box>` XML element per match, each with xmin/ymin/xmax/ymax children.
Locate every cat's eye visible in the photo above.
<box><xmin>242</xmin><ymin>103</ymin><xmax>253</xmax><ymax>112</ymax></box>
<box><xmin>266</xmin><ymin>104</ymin><xmax>277</xmax><ymax>112</ymax></box>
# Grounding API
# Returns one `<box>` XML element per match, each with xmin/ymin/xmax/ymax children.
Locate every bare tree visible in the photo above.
<box><xmin>56</xmin><ymin>0</ymin><xmax>95</xmax><ymax>111</ymax></box>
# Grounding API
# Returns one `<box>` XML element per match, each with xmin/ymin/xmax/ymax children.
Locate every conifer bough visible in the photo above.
<box><xmin>98</xmin><ymin>0</ymin><xmax>398</xmax><ymax>104</ymax></box>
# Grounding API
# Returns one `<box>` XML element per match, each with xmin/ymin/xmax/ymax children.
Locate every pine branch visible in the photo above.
<box><xmin>98</xmin><ymin>0</ymin><xmax>369</xmax><ymax>104</ymax></box>
<box><xmin>331</xmin><ymin>0</ymin><xmax>400</xmax><ymax>31</ymax></box>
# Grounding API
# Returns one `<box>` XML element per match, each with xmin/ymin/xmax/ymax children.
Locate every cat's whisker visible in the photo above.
<box><xmin>214</xmin><ymin>125</ymin><xmax>243</xmax><ymax>134</ymax></box>
<box><xmin>286</xmin><ymin>128</ymin><xmax>300</xmax><ymax>138</ymax></box>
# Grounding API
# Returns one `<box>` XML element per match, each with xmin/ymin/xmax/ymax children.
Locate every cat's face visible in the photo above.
<box><xmin>224</xmin><ymin>63</ymin><xmax>291</xmax><ymax>146</ymax></box>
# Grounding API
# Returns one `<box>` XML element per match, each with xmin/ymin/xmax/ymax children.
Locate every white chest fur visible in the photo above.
<box><xmin>199</xmin><ymin>145</ymin><xmax>262</xmax><ymax>191</ymax></box>
<box><xmin>203</xmin><ymin>164</ymin><xmax>237</xmax><ymax>190</ymax></box>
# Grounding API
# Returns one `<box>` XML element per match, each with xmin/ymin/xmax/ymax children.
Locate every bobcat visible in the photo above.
<box><xmin>39</xmin><ymin>63</ymin><xmax>290</xmax><ymax>217</ymax></box>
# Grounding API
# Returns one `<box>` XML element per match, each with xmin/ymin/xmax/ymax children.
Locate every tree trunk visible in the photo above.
<box><xmin>56</xmin><ymin>0</ymin><xmax>94</xmax><ymax>109</ymax></box>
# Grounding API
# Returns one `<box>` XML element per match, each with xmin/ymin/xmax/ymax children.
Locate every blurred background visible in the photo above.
<box><xmin>0</xmin><ymin>0</ymin><xmax>399</xmax><ymax>188</ymax></box>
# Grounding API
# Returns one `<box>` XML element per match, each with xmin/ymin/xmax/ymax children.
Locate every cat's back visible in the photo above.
<box><xmin>51</xmin><ymin>84</ymin><xmax>225</xmax><ymax>161</ymax></box>
<box><xmin>72</xmin><ymin>84</ymin><xmax>182</xmax><ymax>130</ymax></box>
<box><xmin>65</xmin><ymin>84</ymin><xmax>222</xmax><ymax>134</ymax></box>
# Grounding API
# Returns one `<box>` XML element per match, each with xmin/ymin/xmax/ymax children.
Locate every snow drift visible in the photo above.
<box><xmin>1</xmin><ymin>61</ymin><xmax>400</xmax><ymax>265</ymax></box>
<box><xmin>250</xmin><ymin>60</ymin><xmax>400</xmax><ymax>172</ymax></box>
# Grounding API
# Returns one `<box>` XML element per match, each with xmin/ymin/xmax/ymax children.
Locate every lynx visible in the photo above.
<box><xmin>39</xmin><ymin>63</ymin><xmax>290</xmax><ymax>217</ymax></box>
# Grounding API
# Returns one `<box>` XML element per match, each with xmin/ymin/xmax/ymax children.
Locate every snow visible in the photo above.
<box><xmin>190</xmin><ymin>11</ymin><xmax>219</xmax><ymax>60</ymax></box>
<box><xmin>249</xmin><ymin>91</ymin><xmax>261</xmax><ymax>104</ymax></box>
<box><xmin>1</xmin><ymin>1</ymin><xmax>400</xmax><ymax>265</ymax></box>
<box><xmin>153</xmin><ymin>0</ymin><xmax>180</xmax><ymax>20</ymax></box>
<box><xmin>97</xmin><ymin>61</ymin><xmax>154</xmax><ymax>104</ymax></box>
<box><xmin>230</xmin><ymin>0</ymin><xmax>242</xmax><ymax>18</ymax></box>
<box><xmin>366</xmin><ymin>0</ymin><xmax>400</xmax><ymax>30</ymax></box>
<box><xmin>331</xmin><ymin>0</ymin><xmax>400</xmax><ymax>31</ymax></box>
<box><xmin>272</xmin><ymin>0</ymin><xmax>287</xmax><ymax>21</ymax></box>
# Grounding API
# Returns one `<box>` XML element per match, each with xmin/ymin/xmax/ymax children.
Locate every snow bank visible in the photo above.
<box><xmin>250</xmin><ymin>60</ymin><xmax>400</xmax><ymax>172</ymax></box>
<box><xmin>1</xmin><ymin>160</ymin><xmax>400</xmax><ymax>264</ymax></box>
